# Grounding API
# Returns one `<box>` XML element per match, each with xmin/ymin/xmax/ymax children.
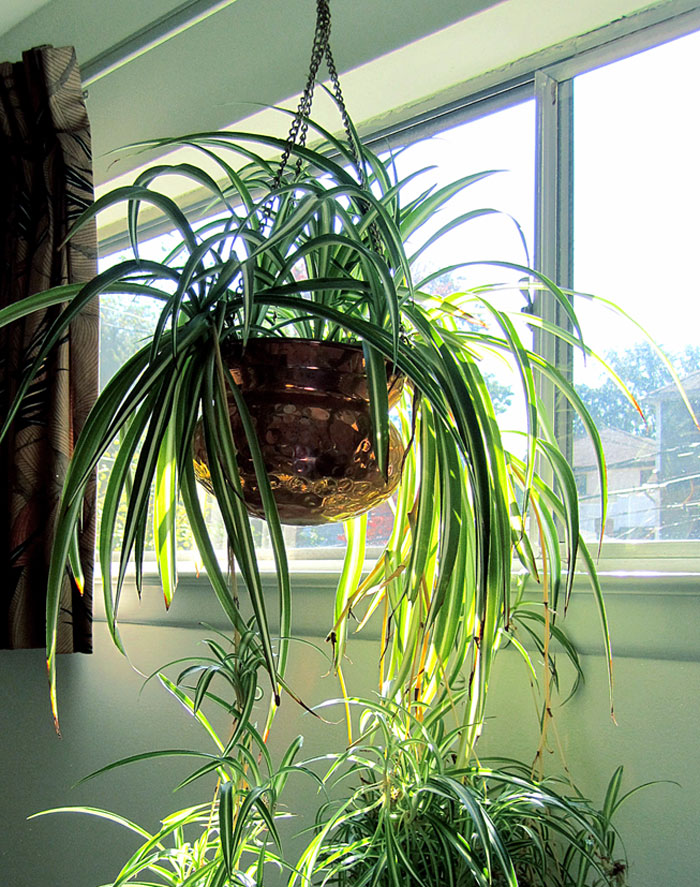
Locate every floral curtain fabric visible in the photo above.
<box><xmin>0</xmin><ymin>46</ymin><xmax>97</xmax><ymax>651</ymax></box>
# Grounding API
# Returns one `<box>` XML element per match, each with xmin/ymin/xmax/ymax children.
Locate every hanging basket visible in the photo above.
<box><xmin>192</xmin><ymin>339</ymin><xmax>405</xmax><ymax>525</ymax></box>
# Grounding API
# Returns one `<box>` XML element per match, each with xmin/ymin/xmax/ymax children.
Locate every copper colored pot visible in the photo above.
<box><xmin>192</xmin><ymin>339</ymin><xmax>405</xmax><ymax>525</ymax></box>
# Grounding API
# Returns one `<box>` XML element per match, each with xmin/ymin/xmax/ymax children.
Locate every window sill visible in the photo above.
<box><xmin>92</xmin><ymin>560</ymin><xmax>700</xmax><ymax>666</ymax></box>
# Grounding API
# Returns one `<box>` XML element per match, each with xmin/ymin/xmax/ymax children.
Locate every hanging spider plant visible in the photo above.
<box><xmin>0</xmin><ymin>109</ymin><xmax>619</xmax><ymax>733</ymax></box>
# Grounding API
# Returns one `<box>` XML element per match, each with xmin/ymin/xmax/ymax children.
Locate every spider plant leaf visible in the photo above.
<box><xmin>192</xmin><ymin>665</ymin><xmax>216</xmax><ymax>714</ymax></box>
<box><xmin>399</xmin><ymin>170</ymin><xmax>499</xmax><ymax>240</ymax></box>
<box><xmin>190</xmin><ymin>145</ymin><xmax>257</xmax><ymax>213</ymax></box>
<box><xmin>64</xmin><ymin>185</ymin><xmax>198</xmax><ymax>257</ymax></box>
<box><xmin>99</xmin><ymin>398</ymin><xmax>153</xmax><ymax>649</ymax></box>
<box><xmin>231</xmin><ymin>787</ymin><xmax>282</xmax><ymax>861</ymax></box>
<box><xmin>0</xmin><ymin>261</ymin><xmax>162</xmax><ymax>442</ymax></box>
<box><xmin>45</xmin><ymin>350</ymin><xmax>169</xmax><ymax>713</ymax></box>
<box><xmin>502</xmin><ymin>629</ymin><xmax>540</xmax><ymax>685</ymax></box>
<box><xmin>362</xmin><ymin>341</ymin><xmax>391</xmax><ymax>480</ymax></box>
<box><xmin>109</xmin><ymin>803</ymin><xmax>214</xmax><ymax>886</ymax></box>
<box><xmin>408</xmin><ymin>207</ymin><xmax>501</xmax><ymax>267</ymax></box>
<box><xmin>220</xmin><ymin>346</ymin><xmax>290</xmax><ymax>687</ymax></box>
<box><xmin>528</xmin><ymin>312</ymin><xmax>645</xmax><ymax>422</ymax></box>
<box><xmin>427</xmin><ymin>777</ymin><xmax>518</xmax><ymax>885</ymax></box>
<box><xmin>428</xmin><ymin>421</ymin><xmax>466</xmax><ymax>624</ymax></box>
<box><xmin>154</xmin><ymin>407</ymin><xmax>179</xmax><ymax>610</ymax></box>
<box><xmin>157</xmin><ymin>673</ymin><xmax>225</xmax><ymax>753</ymax></box>
<box><xmin>0</xmin><ymin>282</ymin><xmax>80</xmax><ymax>329</ymax></box>
<box><xmin>75</xmin><ymin>749</ymin><xmax>224</xmax><ymax>785</ymax></box>
<box><xmin>332</xmin><ymin>514</ymin><xmax>367</xmax><ymax>672</ymax></box>
<box><xmin>67</xmin><ymin>523</ymin><xmax>85</xmax><ymax>598</ymax></box>
<box><xmin>174</xmin><ymin>759</ymin><xmax>239</xmax><ymax>792</ymax></box>
<box><xmin>178</xmin><ymin>460</ymin><xmax>248</xmax><ymax>637</ymax></box>
<box><xmin>133</xmin><ymin>163</ymin><xmax>231</xmax><ymax>209</ymax></box>
<box><xmin>484</xmin><ymin>302</ymin><xmax>538</xmax><ymax>506</ymax></box>
<box><xmin>222</xmin><ymin>677</ymin><xmax>259</xmax><ymax>758</ymax></box>
<box><xmin>405</xmin><ymin>400</ymin><xmax>438</xmax><ymax>597</ymax></box>
<box><xmin>536</xmin><ymin>437</ymin><xmax>581</xmax><ymax>611</ymax></box>
<box><xmin>45</xmin><ymin>491</ymin><xmax>96</xmax><ymax>731</ymax></box>
<box><xmin>28</xmin><ymin>806</ymin><xmax>153</xmax><ymax>840</ymax></box>
<box><xmin>533</xmin><ymin>358</ymin><xmax>608</xmax><ymax>549</ymax></box>
<box><xmin>577</xmin><ymin>538</ymin><xmax>614</xmax><ymax>716</ymax></box>
<box><xmin>534</xmin><ymin>489</ymin><xmax>562</xmax><ymax>620</ymax></box>
<box><xmin>514</xmin><ymin>607</ymin><xmax>584</xmax><ymax>702</ymax></box>
<box><xmin>219</xmin><ymin>781</ymin><xmax>235</xmax><ymax>877</ymax></box>
<box><xmin>269</xmin><ymin>735</ymin><xmax>305</xmax><ymax>798</ymax></box>
<box><xmin>202</xmin><ymin>357</ymin><xmax>278</xmax><ymax>702</ymax></box>
<box><xmin>115</xmin><ymin>373</ymin><xmax>177</xmax><ymax>604</ymax></box>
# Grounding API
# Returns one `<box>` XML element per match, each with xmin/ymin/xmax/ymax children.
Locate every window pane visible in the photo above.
<box><xmin>573</xmin><ymin>29</ymin><xmax>700</xmax><ymax>541</ymax></box>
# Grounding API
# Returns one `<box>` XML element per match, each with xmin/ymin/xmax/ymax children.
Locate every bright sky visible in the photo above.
<box><xmin>574</xmin><ymin>28</ymin><xmax>700</xmax><ymax>356</ymax></box>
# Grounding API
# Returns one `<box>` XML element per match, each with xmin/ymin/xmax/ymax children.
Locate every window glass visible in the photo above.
<box><xmin>573</xmin><ymin>28</ymin><xmax>700</xmax><ymax>542</ymax></box>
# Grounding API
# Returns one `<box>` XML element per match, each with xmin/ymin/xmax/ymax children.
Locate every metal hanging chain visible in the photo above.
<box><xmin>270</xmin><ymin>0</ymin><xmax>367</xmax><ymax>191</ymax></box>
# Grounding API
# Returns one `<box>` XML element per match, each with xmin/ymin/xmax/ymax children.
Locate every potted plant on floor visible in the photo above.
<box><xmin>294</xmin><ymin>698</ymin><xmax>636</xmax><ymax>887</ymax></box>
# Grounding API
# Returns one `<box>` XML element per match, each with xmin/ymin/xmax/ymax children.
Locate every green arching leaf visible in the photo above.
<box><xmin>65</xmin><ymin>184</ymin><xmax>199</xmax><ymax>257</ymax></box>
<box><xmin>0</xmin><ymin>282</ymin><xmax>81</xmax><ymax>330</ymax></box>
<box><xmin>400</xmin><ymin>170</ymin><xmax>500</xmax><ymax>241</ymax></box>
<box><xmin>154</xmin><ymin>403</ymin><xmax>179</xmax><ymax>610</ymax></box>
<box><xmin>75</xmin><ymin>749</ymin><xmax>227</xmax><ymax>786</ymax></box>
<box><xmin>535</xmin><ymin>437</ymin><xmax>581</xmax><ymax>611</ymax></box>
<box><xmin>133</xmin><ymin>163</ymin><xmax>232</xmax><ymax>212</ymax></box>
<box><xmin>114</xmin><ymin>371</ymin><xmax>178</xmax><ymax>604</ymax></box>
<box><xmin>178</xmin><ymin>460</ymin><xmax>248</xmax><ymax>638</ymax></box>
<box><xmin>99</xmin><ymin>397</ymin><xmax>154</xmax><ymax>651</ymax></box>
<box><xmin>201</xmin><ymin>355</ymin><xmax>279</xmax><ymax>702</ymax></box>
<box><xmin>362</xmin><ymin>341</ymin><xmax>392</xmax><ymax>481</ymax></box>
<box><xmin>405</xmin><ymin>399</ymin><xmax>439</xmax><ymax>601</ymax></box>
<box><xmin>532</xmin><ymin>357</ymin><xmax>608</xmax><ymax>548</ymax></box>
<box><xmin>219</xmin><ymin>781</ymin><xmax>234</xmax><ymax>877</ymax></box>
<box><xmin>0</xmin><ymin>261</ymin><xmax>170</xmax><ymax>443</ymax></box>
<box><xmin>577</xmin><ymin>539</ymin><xmax>615</xmax><ymax>715</ymax></box>
<box><xmin>408</xmin><ymin>208</ymin><xmax>501</xmax><ymax>267</ymax></box>
<box><xmin>332</xmin><ymin>514</ymin><xmax>367</xmax><ymax>673</ymax></box>
<box><xmin>28</xmin><ymin>806</ymin><xmax>153</xmax><ymax>841</ymax></box>
<box><xmin>157</xmin><ymin>673</ymin><xmax>226</xmax><ymax>753</ymax></box>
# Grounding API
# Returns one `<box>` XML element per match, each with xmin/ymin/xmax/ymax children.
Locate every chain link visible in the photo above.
<box><xmin>268</xmin><ymin>0</ymin><xmax>382</xmax><ymax>252</ymax></box>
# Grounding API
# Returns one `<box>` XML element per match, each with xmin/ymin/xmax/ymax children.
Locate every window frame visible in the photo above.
<box><xmin>534</xmin><ymin>3</ymin><xmax>700</xmax><ymax>570</ymax></box>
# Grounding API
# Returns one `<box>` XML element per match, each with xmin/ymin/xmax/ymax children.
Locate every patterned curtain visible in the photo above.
<box><xmin>0</xmin><ymin>46</ymin><xmax>97</xmax><ymax>651</ymax></box>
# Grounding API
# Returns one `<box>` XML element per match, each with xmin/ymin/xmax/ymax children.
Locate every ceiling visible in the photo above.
<box><xmin>0</xmin><ymin>0</ymin><xmax>503</xmax><ymax>184</ymax></box>
<box><xmin>0</xmin><ymin>0</ymin><xmax>52</xmax><ymax>36</ymax></box>
<box><xmin>0</xmin><ymin>0</ymin><xmax>677</xmax><ymax>223</ymax></box>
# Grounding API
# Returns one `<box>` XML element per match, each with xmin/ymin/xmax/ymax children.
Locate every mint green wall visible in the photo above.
<box><xmin>1</xmin><ymin>577</ymin><xmax>698</xmax><ymax>886</ymax></box>
<box><xmin>0</xmin><ymin>0</ymin><xmax>500</xmax><ymax>185</ymax></box>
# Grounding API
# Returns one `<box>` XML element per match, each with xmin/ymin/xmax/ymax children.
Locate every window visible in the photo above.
<box><xmin>97</xmin><ymin>4</ymin><xmax>700</xmax><ymax>573</ymax></box>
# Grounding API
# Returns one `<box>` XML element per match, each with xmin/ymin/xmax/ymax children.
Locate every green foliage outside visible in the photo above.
<box><xmin>575</xmin><ymin>342</ymin><xmax>700</xmax><ymax>437</ymax></box>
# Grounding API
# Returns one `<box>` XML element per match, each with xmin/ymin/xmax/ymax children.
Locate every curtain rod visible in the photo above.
<box><xmin>81</xmin><ymin>0</ymin><xmax>241</xmax><ymax>87</ymax></box>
